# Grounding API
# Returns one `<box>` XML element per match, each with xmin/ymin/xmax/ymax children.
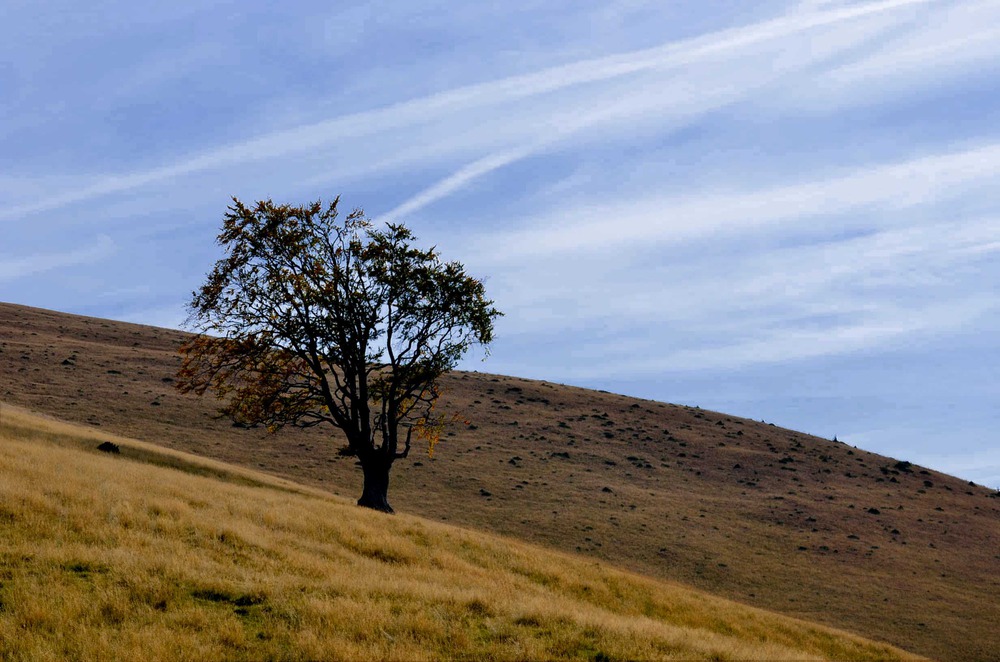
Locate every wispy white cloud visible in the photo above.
<box><xmin>1</xmin><ymin>0</ymin><xmax>940</xmax><ymax>223</ymax></box>
<box><xmin>394</xmin><ymin>3</ymin><xmax>1000</xmax><ymax>240</ymax></box>
<box><xmin>477</xmin><ymin>174</ymin><xmax>999</xmax><ymax>380</ymax></box>
<box><xmin>609</xmin><ymin>296</ymin><xmax>992</xmax><ymax>374</ymax></box>
<box><xmin>377</xmin><ymin>0</ymin><xmax>944</xmax><ymax>222</ymax></box>
<box><xmin>0</xmin><ymin>235</ymin><xmax>115</xmax><ymax>283</ymax></box>
<box><xmin>110</xmin><ymin>304</ymin><xmax>187</xmax><ymax>331</ymax></box>
<box><xmin>505</xmin><ymin>213</ymin><xmax>999</xmax><ymax>326</ymax></box>
<box><xmin>468</xmin><ymin>141</ymin><xmax>1000</xmax><ymax>262</ymax></box>
<box><xmin>382</xmin><ymin>145</ymin><xmax>540</xmax><ymax>220</ymax></box>
<box><xmin>820</xmin><ymin>1</ymin><xmax>1000</xmax><ymax>93</ymax></box>
<box><xmin>98</xmin><ymin>284</ymin><xmax>152</xmax><ymax>299</ymax></box>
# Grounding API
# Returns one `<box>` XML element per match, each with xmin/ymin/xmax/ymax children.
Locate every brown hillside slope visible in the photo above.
<box><xmin>1</xmin><ymin>301</ymin><xmax>998</xmax><ymax>661</ymax></box>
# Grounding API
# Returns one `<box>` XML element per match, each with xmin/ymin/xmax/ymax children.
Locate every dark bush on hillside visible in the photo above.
<box><xmin>97</xmin><ymin>441</ymin><xmax>120</xmax><ymax>454</ymax></box>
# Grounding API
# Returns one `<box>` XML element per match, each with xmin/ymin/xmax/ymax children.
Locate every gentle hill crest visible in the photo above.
<box><xmin>1</xmin><ymin>301</ymin><xmax>998</xmax><ymax>660</ymax></box>
<box><xmin>0</xmin><ymin>406</ymin><xmax>917</xmax><ymax>660</ymax></box>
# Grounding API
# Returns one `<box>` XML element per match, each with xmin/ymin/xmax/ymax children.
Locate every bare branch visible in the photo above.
<box><xmin>395</xmin><ymin>426</ymin><xmax>413</xmax><ymax>460</ymax></box>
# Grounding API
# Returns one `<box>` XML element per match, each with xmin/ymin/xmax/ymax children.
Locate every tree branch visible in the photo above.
<box><xmin>394</xmin><ymin>425</ymin><xmax>413</xmax><ymax>459</ymax></box>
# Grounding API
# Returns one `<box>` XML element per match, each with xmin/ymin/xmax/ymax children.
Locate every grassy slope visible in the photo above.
<box><xmin>0</xmin><ymin>407</ymin><xmax>918</xmax><ymax>661</ymax></box>
<box><xmin>1</xmin><ymin>301</ymin><xmax>998</xmax><ymax>660</ymax></box>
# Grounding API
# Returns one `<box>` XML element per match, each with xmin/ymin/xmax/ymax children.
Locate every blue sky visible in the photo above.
<box><xmin>2</xmin><ymin>0</ymin><xmax>998</xmax><ymax>487</ymax></box>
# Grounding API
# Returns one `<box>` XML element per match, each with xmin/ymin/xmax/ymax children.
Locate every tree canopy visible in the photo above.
<box><xmin>177</xmin><ymin>196</ymin><xmax>501</xmax><ymax>512</ymax></box>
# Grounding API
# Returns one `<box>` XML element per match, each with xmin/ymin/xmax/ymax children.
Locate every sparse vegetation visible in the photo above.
<box><xmin>0</xmin><ymin>408</ymin><xmax>917</xmax><ymax>660</ymax></box>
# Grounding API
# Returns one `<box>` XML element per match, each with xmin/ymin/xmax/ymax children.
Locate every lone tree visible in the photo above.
<box><xmin>177</xmin><ymin>196</ymin><xmax>501</xmax><ymax>512</ymax></box>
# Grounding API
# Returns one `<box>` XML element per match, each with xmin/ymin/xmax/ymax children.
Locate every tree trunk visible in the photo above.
<box><xmin>357</xmin><ymin>457</ymin><xmax>394</xmax><ymax>513</ymax></box>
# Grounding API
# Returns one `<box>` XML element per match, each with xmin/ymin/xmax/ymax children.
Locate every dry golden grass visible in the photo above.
<box><xmin>0</xmin><ymin>406</ymin><xmax>917</xmax><ymax>661</ymax></box>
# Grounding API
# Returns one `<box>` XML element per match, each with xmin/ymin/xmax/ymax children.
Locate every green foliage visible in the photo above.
<box><xmin>178</xmin><ymin>196</ymin><xmax>501</xmax><ymax>486</ymax></box>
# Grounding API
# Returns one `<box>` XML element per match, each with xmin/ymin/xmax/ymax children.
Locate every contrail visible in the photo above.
<box><xmin>2</xmin><ymin>0</ymin><xmax>938</xmax><ymax>222</ymax></box>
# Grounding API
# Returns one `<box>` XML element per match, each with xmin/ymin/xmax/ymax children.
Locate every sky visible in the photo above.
<box><xmin>1</xmin><ymin>0</ymin><xmax>998</xmax><ymax>488</ymax></box>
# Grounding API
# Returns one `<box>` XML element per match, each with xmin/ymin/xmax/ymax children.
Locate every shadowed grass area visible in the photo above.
<box><xmin>0</xmin><ymin>407</ymin><xmax>918</xmax><ymax>661</ymax></box>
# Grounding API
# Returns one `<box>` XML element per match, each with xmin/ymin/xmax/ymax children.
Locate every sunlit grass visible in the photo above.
<box><xmin>0</xmin><ymin>405</ymin><xmax>919</xmax><ymax>660</ymax></box>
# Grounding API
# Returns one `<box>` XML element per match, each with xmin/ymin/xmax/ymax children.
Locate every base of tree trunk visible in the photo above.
<box><xmin>357</xmin><ymin>494</ymin><xmax>394</xmax><ymax>513</ymax></box>
<box><xmin>357</xmin><ymin>460</ymin><xmax>394</xmax><ymax>513</ymax></box>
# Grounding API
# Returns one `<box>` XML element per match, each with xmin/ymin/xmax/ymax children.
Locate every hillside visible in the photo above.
<box><xmin>0</xmin><ymin>405</ymin><xmax>919</xmax><ymax>660</ymax></box>
<box><xmin>1</xmin><ymin>301</ymin><xmax>998</xmax><ymax>660</ymax></box>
